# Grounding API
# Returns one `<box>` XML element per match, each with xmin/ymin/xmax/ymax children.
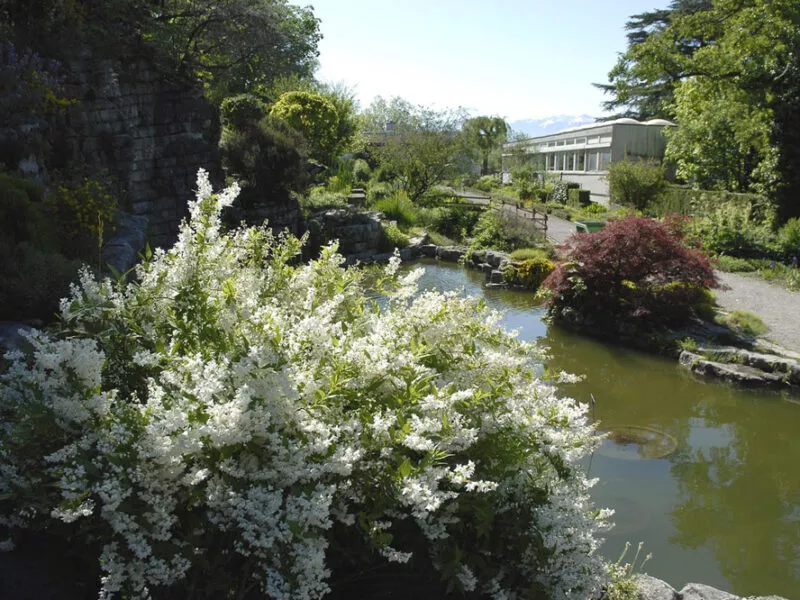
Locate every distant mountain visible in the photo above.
<box><xmin>508</xmin><ymin>115</ymin><xmax>598</xmax><ymax>139</ymax></box>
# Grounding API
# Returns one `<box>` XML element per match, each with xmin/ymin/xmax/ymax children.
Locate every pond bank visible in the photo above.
<box><xmin>638</xmin><ymin>575</ymin><xmax>787</xmax><ymax>600</ymax></box>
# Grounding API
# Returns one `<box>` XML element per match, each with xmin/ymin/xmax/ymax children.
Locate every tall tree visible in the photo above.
<box><xmin>599</xmin><ymin>0</ymin><xmax>800</xmax><ymax>218</ymax></box>
<box><xmin>594</xmin><ymin>0</ymin><xmax>714</xmax><ymax>120</ymax></box>
<box><xmin>363</xmin><ymin>97</ymin><xmax>465</xmax><ymax>200</ymax></box>
<box><xmin>461</xmin><ymin>116</ymin><xmax>509</xmax><ymax>175</ymax></box>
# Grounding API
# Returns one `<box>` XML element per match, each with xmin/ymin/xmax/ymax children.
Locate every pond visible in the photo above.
<box><xmin>410</xmin><ymin>259</ymin><xmax>800</xmax><ymax>599</ymax></box>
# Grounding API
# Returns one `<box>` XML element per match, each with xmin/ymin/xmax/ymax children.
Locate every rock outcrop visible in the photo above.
<box><xmin>636</xmin><ymin>575</ymin><xmax>788</xmax><ymax>600</ymax></box>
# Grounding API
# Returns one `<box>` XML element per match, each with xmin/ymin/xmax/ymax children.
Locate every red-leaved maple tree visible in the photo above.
<box><xmin>541</xmin><ymin>216</ymin><xmax>717</xmax><ymax>331</ymax></box>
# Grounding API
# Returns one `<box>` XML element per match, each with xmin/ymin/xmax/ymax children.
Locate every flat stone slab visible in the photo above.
<box><xmin>679</xmin><ymin>582</ymin><xmax>739</xmax><ymax>600</ymax></box>
<box><xmin>636</xmin><ymin>575</ymin><xmax>677</xmax><ymax>600</ymax></box>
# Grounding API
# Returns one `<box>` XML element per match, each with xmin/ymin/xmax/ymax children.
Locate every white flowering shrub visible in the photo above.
<box><xmin>0</xmin><ymin>171</ymin><xmax>612</xmax><ymax>599</ymax></box>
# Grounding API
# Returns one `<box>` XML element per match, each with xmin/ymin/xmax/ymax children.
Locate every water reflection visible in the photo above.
<box><xmin>408</xmin><ymin>259</ymin><xmax>800</xmax><ymax>598</ymax></box>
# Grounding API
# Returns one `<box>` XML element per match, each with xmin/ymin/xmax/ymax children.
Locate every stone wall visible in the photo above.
<box><xmin>49</xmin><ymin>48</ymin><xmax>219</xmax><ymax>247</ymax></box>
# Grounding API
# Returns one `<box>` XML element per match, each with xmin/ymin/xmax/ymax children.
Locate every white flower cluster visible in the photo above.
<box><xmin>0</xmin><ymin>170</ymin><xmax>611</xmax><ymax>599</ymax></box>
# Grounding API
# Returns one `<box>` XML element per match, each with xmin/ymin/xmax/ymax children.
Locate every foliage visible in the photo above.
<box><xmin>219</xmin><ymin>115</ymin><xmax>309</xmax><ymax>208</ymax></box>
<box><xmin>366</xmin><ymin>181</ymin><xmax>394</xmax><ymax>204</ymax></box>
<box><xmin>601</xmin><ymin>542</ymin><xmax>650</xmax><ymax>600</ymax></box>
<box><xmin>598</xmin><ymin>0</ymin><xmax>800</xmax><ymax>217</ymax></box>
<box><xmin>270</xmin><ymin>91</ymin><xmax>340</xmax><ymax>164</ymax></box>
<box><xmin>551</xmin><ymin>182</ymin><xmax>578</xmax><ymax>206</ymax></box>
<box><xmin>418</xmin><ymin>204</ymin><xmax>480</xmax><ymax>242</ymax></box>
<box><xmin>461</xmin><ymin>116</ymin><xmax>509</xmax><ymax>175</ymax></box>
<box><xmin>605</xmin><ymin>160</ymin><xmax>665</xmax><ymax>210</ymax></box>
<box><xmin>352</xmin><ymin>159</ymin><xmax>371</xmax><ymax>185</ymax></box>
<box><xmin>542</xmin><ymin>216</ymin><xmax>717</xmax><ymax>331</ymax></box>
<box><xmin>719</xmin><ymin>310</ymin><xmax>769</xmax><ymax>338</ymax></box>
<box><xmin>380</xmin><ymin>221</ymin><xmax>409</xmax><ymax>249</ymax></box>
<box><xmin>363</xmin><ymin>97</ymin><xmax>465</xmax><ymax>201</ymax></box>
<box><xmin>645</xmin><ymin>185</ymin><xmax>775</xmax><ymax>221</ymax></box>
<box><xmin>473</xmin><ymin>175</ymin><xmax>500</xmax><ymax>193</ymax></box>
<box><xmin>684</xmin><ymin>202</ymin><xmax>775</xmax><ymax>259</ymax></box>
<box><xmin>509</xmin><ymin>247</ymin><xmax>553</xmax><ymax>261</ymax></box>
<box><xmin>0</xmin><ymin>240</ymin><xmax>82</xmax><ymax>321</ymax></box>
<box><xmin>677</xmin><ymin>336</ymin><xmax>699</xmax><ymax>352</ymax></box>
<box><xmin>0</xmin><ymin>170</ymin><xmax>611</xmax><ymax>599</ymax></box>
<box><xmin>0</xmin><ymin>174</ymin><xmax>84</xmax><ymax>320</ymax></box>
<box><xmin>715</xmin><ymin>255</ymin><xmax>759</xmax><ymax>273</ymax></box>
<box><xmin>777</xmin><ymin>217</ymin><xmax>800</xmax><ymax>260</ymax></box>
<box><xmin>141</xmin><ymin>0</ymin><xmax>321</xmax><ymax>104</ymax></box>
<box><xmin>568</xmin><ymin>189</ymin><xmax>591</xmax><ymax>208</ymax></box>
<box><xmin>594</xmin><ymin>0</ymin><xmax>713</xmax><ymax>119</ymax></box>
<box><xmin>300</xmin><ymin>187</ymin><xmax>348</xmax><ymax>213</ymax></box>
<box><xmin>469</xmin><ymin>209</ymin><xmax>544</xmax><ymax>253</ymax></box>
<box><xmin>503</xmin><ymin>257</ymin><xmax>555</xmax><ymax>290</ymax></box>
<box><xmin>0</xmin><ymin>42</ymin><xmax>72</xmax><ymax>167</ymax></box>
<box><xmin>53</xmin><ymin>177</ymin><xmax>117</xmax><ymax>239</ymax></box>
<box><xmin>373</xmin><ymin>191</ymin><xmax>420</xmax><ymax>229</ymax></box>
<box><xmin>219</xmin><ymin>93</ymin><xmax>267</xmax><ymax>130</ymax></box>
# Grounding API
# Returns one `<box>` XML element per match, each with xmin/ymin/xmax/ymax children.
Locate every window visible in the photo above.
<box><xmin>585</xmin><ymin>151</ymin><xmax>598</xmax><ymax>171</ymax></box>
<box><xmin>566</xmin><ymin>153</ymin><xmax>575</xmax><ymax>171</ymax></box>
<box><xmin>587</xmin><ymin>136</ymin><xmax>599</xmax><ymax>145</ymax></box>
<box><xmin>599</xmin><ymin>150</ymin><xmax>612</xmax><ymax>170</ymax></box>
<box><xmin>577</xmin><ymin>152</ymin><xmax>585</xmax><ymax>171</ymax></box>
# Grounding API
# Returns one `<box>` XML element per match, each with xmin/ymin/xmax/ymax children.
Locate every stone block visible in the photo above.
<box><xmin>678</xmin><ymin>583</ymin><xmax>738</xmax><ymax>600</ymax></box>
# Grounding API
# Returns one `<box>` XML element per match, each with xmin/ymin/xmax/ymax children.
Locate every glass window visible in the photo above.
<box><xmin>566</xmin><ymin>153</ymin><xmax>575</xmax><ymax>171</ymax></box>
<box><xmin>577</xmin><ymin>152</ymin><xmax>585</xmax><ymax>171</ymax></box>
<box><xmin>585</xmin><ymin>151</ymin><xmax>598</xmax><ymax>170</ymax></box>
<box><xmin>599</xmin><ymin>150</ymin><xmax>612</xmax><ymax>170</ymax></box>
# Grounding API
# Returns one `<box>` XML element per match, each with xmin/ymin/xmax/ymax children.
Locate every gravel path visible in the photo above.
<box><xmin>545</xmin><ymin>215</ymin><xmax>800</xmax><ymax>354</ymax></box>
<box><xmin>714</xmin><ymin>271</ymin><xmax>800</xmax><ymax>353</ymax></box>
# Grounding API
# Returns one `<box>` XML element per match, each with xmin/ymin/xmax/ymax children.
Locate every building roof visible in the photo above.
<box><xmin>504</xmin><ymin>117</ymin><xmax>676</xmax><ymax>149</ymax></box>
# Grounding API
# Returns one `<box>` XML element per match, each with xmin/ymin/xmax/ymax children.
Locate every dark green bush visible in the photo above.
<box><xmin>219</xmin><ymin>94</ymin><xmax>267</xmax><ymax>130</ymax></box>
<box><xmin>374</xmin><ymin>191</ymin><xmax>419</xmax><ymax>228</ymax></box>
<box><xmin>220</xmin><ymin>116</ymin><xmax>310</xmax><ymax>208</ymax></box>
<box><xmin>420</xmin><ymin>204</ymin><xmax>480</xmax><ymax>240</ymax></box>
<box><xmin>551</xmin><ymin>181</ymin><xmax>577</xmax><ymax>205</ymax></box>
<box><xmin>470</xmin><ymin>209</ymin><xmax>544</xmax><ymax>252</ymax></box>
<box><xmin>777</xmin><ymin>217</ymin><xmax>800</xmax><ymax>260</ymax></box>
<box><xmin>647</xmin><ymin>185</ymin><xmax>775</xmax><ymax>223</ymax></box>
<box><xmin>605</xmin><ymin>159</ymin><xmax>666</xmax><ymax>210</ymax></box>
<box><xmin>715</xmin><ymin>255</ymin><xmax>759</xmax><ymax>272</ymax></box>
<box><xmin>380</xmin><ymin>222</ymin><xmax>410</xmax><ymax>250</ymax></box>
<box><xmin>567</xmin><ymin>189</ymin><xmax>591</xmax><ymax>207</ymax></box>
<box><xmin>352</xmin><ymin>159</ymin><xmax>371</xmax><ymax>185</ymax></box>
<box><xmin>474</xmin><ymin>175</ymin><xmax>500</xmax><ymax>192</ymax></box>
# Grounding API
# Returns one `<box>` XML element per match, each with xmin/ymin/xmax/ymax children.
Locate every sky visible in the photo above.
<box><xmin>307</xmin><ymin>0</ymin><xmax>669</xmax><ymax>122</ymax></box>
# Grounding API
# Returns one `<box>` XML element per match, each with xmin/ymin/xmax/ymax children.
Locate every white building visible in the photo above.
<box><xmin>502</xmin><ymin>118</ymin><xmax>676</xmax><ymax>204</ymax></box>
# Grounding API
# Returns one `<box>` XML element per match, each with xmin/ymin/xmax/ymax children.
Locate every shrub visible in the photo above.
<box><xmin>719</xmin><ymin>310</ymin><xmax>769</xmax><ymax>337</ymax></box>
<box><xmin>366</xmin><ymin>180</ymin><xmax>394</xmax><ymax>204</ymax></box>
<box><xmin>542</xmin><ymin>216</ymin><xmax>718</xmax><ymax>331</ymax></box>
<box><xmin>419</xmin><ymin>204</ymin><xmax>480</xmax><ymax>241</ymax></box>
<box><xmin>605</xmin><ymin>160</ymin><xmax>666</xmax><ymax>210</ymax></box>
<box><xmin>0</xmin><ymin>170</ymin><xmax>611</xmax><ymax>599</ymax></box>
<box><xmin>777</xmin><ymin>217</ymin><xmax>800</xmax><ymax>260</ymax></box>
<box><xmin>220</xmin><ymin>116</ymin><xmax>310</xmax><ymax>208</ymax></box>
<box><xmin>715</xmin><ymin>255</ymin><xmax>759</xmax><ymax>272</ymax></box>
<box><xmin>373</xmin><ymin>190</ymin><xmax>419</xmax><ymax>228</ymax></box>
<box><xmin>552</xmin><ymin>181</ymin><xmax>570</xmax><ymax>205</ymax></box>
<box><xmin>380</xmin><ymin>221</ymin><xmax>409</xmax><ymax>249</ymax></box>
<box><xmin>301</xmin><ymin>187</ymin><xmax>349</xmax><ymax>212</ymax></box>
<box><xmin>270</xmin><ymin>90</ymin><xmax>340</xmax><ymax>164</ymax></box>
<box><xmin>470</xmin><ymin>209</ymin><xmax>544</xmax><ymax>252</ymax></box>
<box><xmin>509</xmin><ymin>246</ymin><xmax>553</xmax><ymax>261</ymax></box>
<box><xmin>685</xmin><ymin>202</ymin><xmax>775</xmax><ymax>259</ymax></box>
<box><xmin>352</xmin><ymin>158</ymin><xmax>371</xmax><ymax>185</ymax></box>
<box><xmin>473</xmin><ymin>175</ymin><xmax>500</xmax><ymax>193</ymax></box>
<box><xmin>219</xmin><ymin>93</ymin><xmax>267</xmax><ymax>130</ymax></box>
<box><xmin>504</xmin><ymin>257</ymin><xmax>555</xmax><ymax>290</ymax></box>
<box><xmin>584</xmin><ymin>202</ymin><xmax>607</xmax><ymax>215</ymax></box>
<box><xmin>53</xmin><ymin>176</ymin><xmax>117</xmax><ymax>241</ymax></box>
<box><xmin>567</xmin><ymin>189</ymin><xmax>591</xmax><ymax>208</ymax></box>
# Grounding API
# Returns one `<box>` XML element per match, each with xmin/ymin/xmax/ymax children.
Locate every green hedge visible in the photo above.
<box><xmin>567</xmin><ymin>188</ymin><xmax>591</xmax><ymax>208</ymax></box>
<box><xmin>648</xmin><ymin>185</ymin><xmax>775</xmax><ymax>224</ymax></box>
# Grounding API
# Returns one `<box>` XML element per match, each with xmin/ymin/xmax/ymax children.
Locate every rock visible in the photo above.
<box><xmin>102</xmin><ymin>212</ymin><xmax>149</xmax><ymax>275</ymax></box>
<box><xmin>679</xmin><ymin>351</ymin><xmax>791</xmax><ymax>388</ymax></box>
<box><xmin>489</xmin><ymin>269</ymin><xmax>505</xmax><ymax>284</ymax></box>
<box><xmin>436</xmin><ymin>246</ymin><xmax>465</xmax><ymax>262</ymax></box>
<box><xmin>636</xmin><ymin>575</ymin><xmax>677</xmax><ymax>600</ymax></box>
<box><xmin>484</xmin><ymin>250</ymin><xmax>508</xmax><ymax>268</ymax></box>
<box><xmin>479</xmin><ymin>263</ymin><xmax>493</xmax><ymax>274</ymax></box>
<box><xmin>420</xmin><ymin>244</ymin><xmax>437</xmax><ymax>257</ymax></box>
<box><xmin>678</xmin><ymin>583</ymin><xmax>739</xmax><ymax>600</ymax></box>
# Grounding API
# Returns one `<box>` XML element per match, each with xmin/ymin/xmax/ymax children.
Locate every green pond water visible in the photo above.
<box><xmin>410</xmin><ymin>259</ymin><xmax>800</xmax><ymax>599</ymax></box>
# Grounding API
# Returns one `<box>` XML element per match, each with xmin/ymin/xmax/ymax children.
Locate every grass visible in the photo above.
<box><xmin>508</xmin><ymin>246</ymin><xmax>553</xmax><ymax>261</ymax></box>
<box><xmin>410</xmin><ymin>227</ymin><xmax>457</xmax><ymax>247</ymax></box>
<box><xmin>717</xmin><ymin>310</ymin><xmax>770</xmax><ymax>338</ymax></box>
<box><xmin>373</xmin><ymin>191</ymin><xmax>420</xmax><ymax>229</ymax></box>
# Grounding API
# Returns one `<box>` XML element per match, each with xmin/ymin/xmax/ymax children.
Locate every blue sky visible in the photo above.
<box><xmin>308</xmin><ymin>0</ymin><xmax>668</xmax><ymax>121</ymax></box>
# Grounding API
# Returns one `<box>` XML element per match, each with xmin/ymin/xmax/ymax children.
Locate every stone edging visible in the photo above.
<box><xmin>637</xmin><ymin>575</ymin><xmax>788</xmax><ymax>600</ymax></box>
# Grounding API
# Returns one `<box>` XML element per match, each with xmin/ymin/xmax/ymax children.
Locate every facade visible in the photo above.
<box><xmin>502</xmin><ymin>118</ymin><xmax>676</xmax><ymax>203</ymax></box>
